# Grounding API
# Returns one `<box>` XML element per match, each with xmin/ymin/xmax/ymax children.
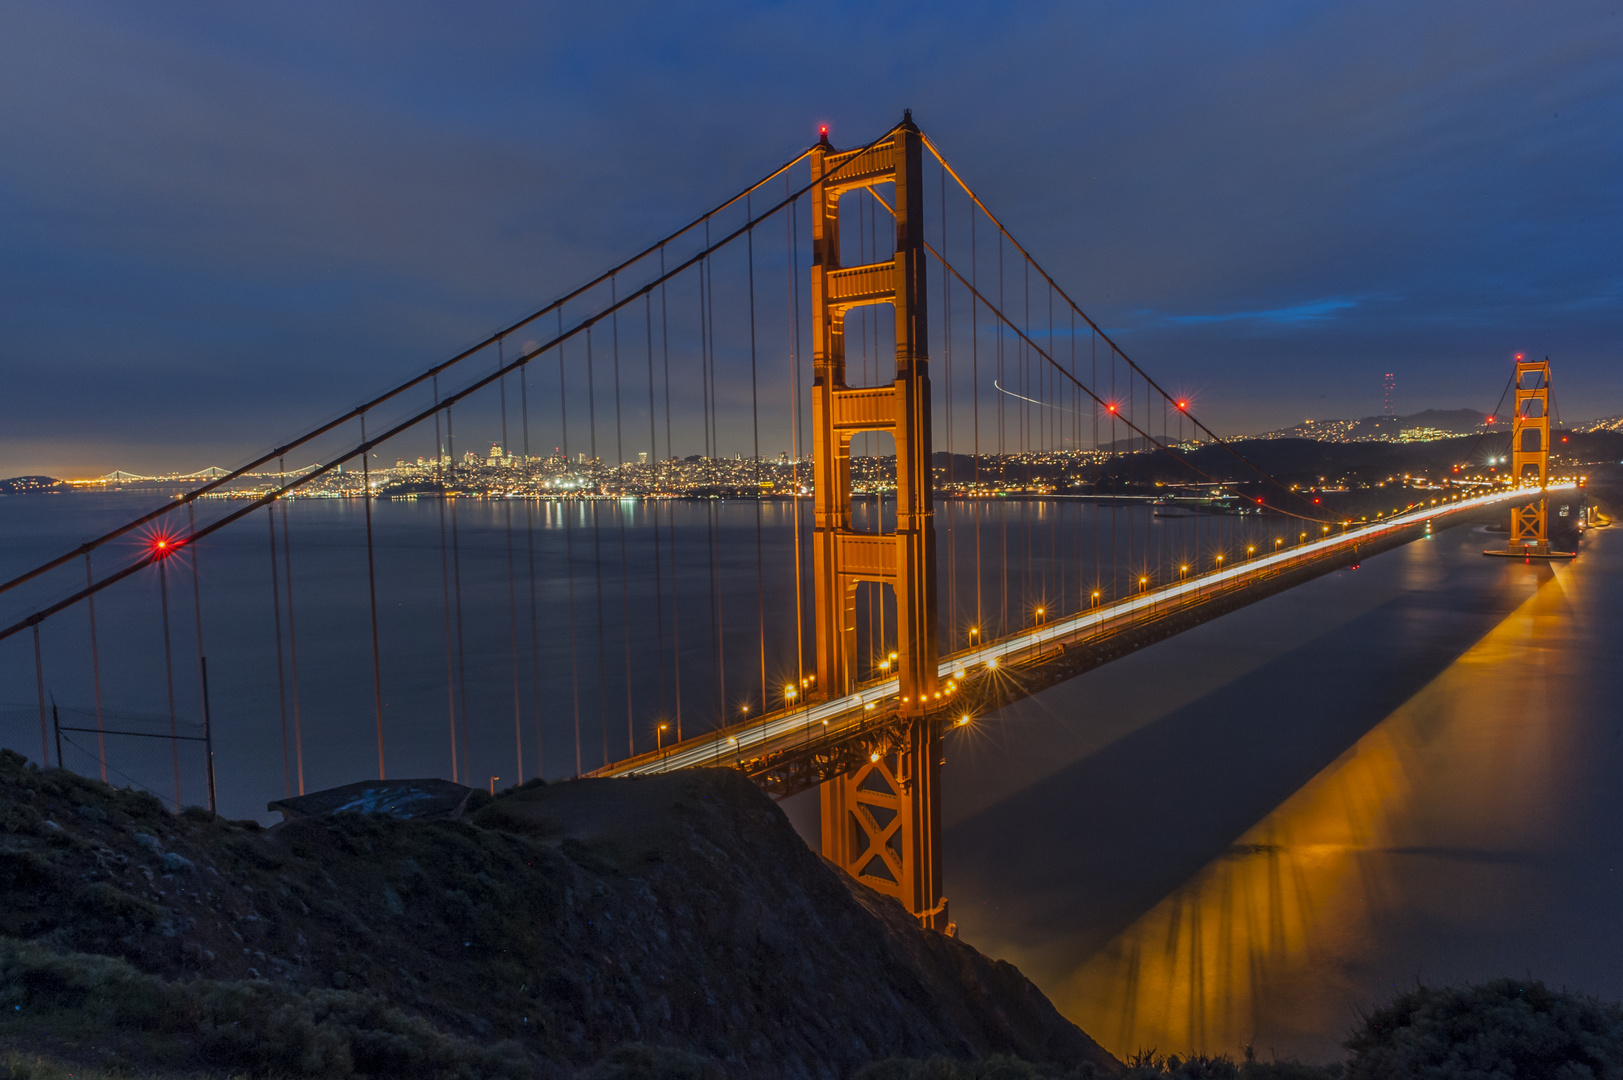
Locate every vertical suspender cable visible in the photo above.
<box><xmin>747</xmin><ymin>196</ymin><xmax>766</xmax><ymax>716</ymax></box>
<box><xmin>1092</xmin><ymin>332</ymin><xmax>1099</xmax><ymax>601</ymax></box>
<box><xmin>519</xmin><ymin>356</ymin><xmax>545</xmax><ymax>779</ymax></box>
<box><xmin>267</xmin><ymin>505</ymin><xmax>291</xmax><ymax>795</ymax></box>
<box><xmin>280</xmin><ymin>458</ymin><xmax>306</xmax><ymax>795</ymax></box>
<box><xmin>1022</xmin><ymin>258</ymin><xmax>1032</xmax><ymax>617</ymax></box>
<box><xmin>787</xmin><ymin>188</ymin><xmax>806</xmax><ymax>697</ymax></box>
<box><xmin>998</xmin><ymin>234</ymin><xmax>1008</xmax><ymax>634</ymax></box>
<box><xmin>558</xmin><ymin>320</ymin><xmax>584</xmax><ymax>774</ymax></box>
<box><xmin>586</xmin><ymin>328</ymin><xmax>609</xmax><ymax>767</ymax></box>
<box><xmin>708</xmin><ymin>243</ymin><xmax>726</xmax><ymax>718</ymax></box>
<box><xmin>187</xmin><ymin>504</ymin><xmax>217</xmax><ymax>811</ymax></box>
<box><xmin>157</xmin><ymin>554</ymin><xmax>181</xmax><ymax>809</ymax></box>
<box><xmin>360</xmin><ymin>414</ymin><xmax>386</xmax><ymax>779</ymax></box>
<box><xmin>611</xmin><ymin>281</ymin><xmax>635</xmax><ymax>756</ymax></box>
<box><xmin>433</xmin><ymin>376</ymin><xmax>460</xmax><ymax>783</ymax></box>
<box><xmin>700</xmin><ymin>233</ymin><xmax>724</xmax><ymax>727</ymax></box>
<box><xmin>446</xmin><ymin>409</ymin><xmax>471</xmax><ymax>782</ymax></box>
<box><xmin>645</xmin><ymin>292</ymin><xmax>668</xmax><ymax>723</ymax></box>
<box><xmin>84</xmin><ymin>555</ymin><xmax>107</xmax><ymax>781</ymax></box>
<box><xmin>33</xmin><ymin>625</ymin><xmax>48</xmax><ymax>768</ymax></box>
<box><xmin>941</xmin><ymin>165</ymin><xmax>956</xmax><ymax>645</ymax></box>
<box><xmin>971</xmin><ymin>212</ymin><xmax>981</xmax><ymax>635</ymax></box>
<box><xmin>660</xmin><ymin>253</ymin><xmax>683</xmax><ymax>738</ymax></box>
<box><xmin>1050</xmin><ymin>285</ymin><xmax>1059</xmax><ymax>614</ymax></box>
<box><xmin>499</xmin><ymin>342</ymin><xmax>524</xmax><ymax>783</ymax></box>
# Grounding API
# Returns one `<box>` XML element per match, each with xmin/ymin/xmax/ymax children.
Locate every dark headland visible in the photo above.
<box><xmin>0</xmin><ymin>751</ymin><xmax>1115</xmax><ymax>1078</ymax></box>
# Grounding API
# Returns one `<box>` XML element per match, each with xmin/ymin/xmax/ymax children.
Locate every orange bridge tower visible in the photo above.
<box><xmin>1486</xmin><ymin>355</ymin><xmax>1574</xmax><ymax>559</ymax></box>
<box><xmin>808</xmin><ymin>113</ymin><xmax>945</xmax><ymax>928</ymax></box>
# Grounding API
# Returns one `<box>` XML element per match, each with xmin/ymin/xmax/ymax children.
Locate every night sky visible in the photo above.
<box><xmin>3</xmin><ymin>1</ymin><xmax>1619</xmax><ymax>476</ymax></box>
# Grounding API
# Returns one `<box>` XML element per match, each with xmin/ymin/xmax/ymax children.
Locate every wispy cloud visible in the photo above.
<box><xmin>1160</xmin><ymin>297</ymin><xmax>1362</xmax><ymax>327</ymax></box>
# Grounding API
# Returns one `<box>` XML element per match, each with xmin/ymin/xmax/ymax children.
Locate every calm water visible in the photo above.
<box><xmin>1</xmin><ymin>491</ymin><xmax>1275</xmax><ymax>813</ymax></box>
<box><xmin>5</xmin><ymin>492</ymin><xmax>1616</xmax><ymax>1061</ymax></box>
<box><xmin>934</xmin><ymin>519</ymin><xmax>1623</xmax><ymax>1062</ymax></box>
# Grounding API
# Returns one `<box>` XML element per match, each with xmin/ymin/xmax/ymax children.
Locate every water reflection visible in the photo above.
<box><xmin>1057</xmin><ymin>555</ymin><xmax>1580</xmax><ymax>1060</ymax></box>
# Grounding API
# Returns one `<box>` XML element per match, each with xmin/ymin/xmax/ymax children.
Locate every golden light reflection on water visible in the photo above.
<box><xmin>1057</xmin><ymin>558</ymin><xmax>1580</xmax><ymax>1061</ymax></box>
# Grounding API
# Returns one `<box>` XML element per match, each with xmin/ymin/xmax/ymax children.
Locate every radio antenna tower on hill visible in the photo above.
<box><xmin>1383</xmin><ymin>372</ymin><xmax>1395</xmax><ymax>417</ymax></box>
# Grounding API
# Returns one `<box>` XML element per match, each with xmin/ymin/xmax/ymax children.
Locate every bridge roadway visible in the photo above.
<box><xmin>596</xmin><ymin>483</ymin><xmax>1573</xmax><ymax>784</ymax></box>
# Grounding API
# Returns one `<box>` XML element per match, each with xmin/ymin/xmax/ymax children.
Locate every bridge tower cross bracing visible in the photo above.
<box><xmin>809</xmin><ymin>114</ymin><xmax>945</xmax><ymax>928</ymax></box>
<box><xmin>1509</xmin><ymin>357</ymin><xmax>1552</xmax><ymax>555</ymax></box>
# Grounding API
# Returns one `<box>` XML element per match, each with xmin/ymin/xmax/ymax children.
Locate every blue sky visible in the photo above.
<box><xmin>2</xmin><ymin>1</ymin><xmax>1620</xmax><ymax>474</ymax></box>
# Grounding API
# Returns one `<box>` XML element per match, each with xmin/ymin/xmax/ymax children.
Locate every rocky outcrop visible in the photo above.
<box><xmin>0</xmin><ymin>750</ymin><xmax>1114</xmax><ymax>1078</ymax></box>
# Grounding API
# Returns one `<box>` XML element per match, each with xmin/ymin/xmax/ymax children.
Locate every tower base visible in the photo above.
<box><xmin>1483</xmin><ymin>545</ymin><xmax>1576</xmax><ymax>559</ymax></box>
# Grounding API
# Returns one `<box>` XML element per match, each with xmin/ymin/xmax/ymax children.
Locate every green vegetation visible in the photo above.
<box><xmin>1344</xmin><ymin>979</ymin><xmax>1623</xmax><ymax>1080</ymax></box>
<box><xmin>859</xmin><ymin>980</ymin><xmax>1623</xmax><ymax>1080</ymax></box>
<box><xmin>0</xmin><ymin>938</ymin><xmax>528</xmax><ymax>1079</ymax></box>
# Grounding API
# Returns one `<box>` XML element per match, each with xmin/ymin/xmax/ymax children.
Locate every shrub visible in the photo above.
<box><xmin>1344</xmin><ymin>979</ymin><xmax>1623</xmax><ymax>1080</ymax></box>
<box><xmin>0</xmin><ymin>938</ymin><xmax>531</xmax><ymax>1079</ymax></box>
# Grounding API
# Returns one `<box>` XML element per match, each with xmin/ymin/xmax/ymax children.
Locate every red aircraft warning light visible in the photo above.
<box><xmin>1176</xmin><ymin>400</ymin><xmax>1188</xmax><ymax>410</ymax></box>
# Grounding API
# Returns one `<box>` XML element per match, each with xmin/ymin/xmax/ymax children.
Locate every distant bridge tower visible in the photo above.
<box><xmin>1487</xmin><ymin>355</ymin><xmax>1572</xmax><ymax>559</ymax></box>
<box><xmin>808</xmin><ymin>113</ymin><xmax>944</xmax><ymax>928</ymax></box>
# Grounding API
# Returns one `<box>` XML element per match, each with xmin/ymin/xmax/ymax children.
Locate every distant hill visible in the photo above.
<box><xmin>0</xmin><ymin>475</ymin><xmax>69</xmax><ymax>494</ymax></box>
<box><xmin>1253</xmin><ymin>408</ymin><xmax>1495</xmax><ymax>443</ymax></box>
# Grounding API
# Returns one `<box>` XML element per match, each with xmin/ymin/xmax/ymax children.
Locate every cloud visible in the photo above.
<box><xmin>1159</xmin><ymin>298</ymin><xmax>1363</xmax><ymax>327</ymax></box>
<box><xmin>1</xmin><ymin>0</ymin><xmax>1620</xmax><ymax>470</ymax></box>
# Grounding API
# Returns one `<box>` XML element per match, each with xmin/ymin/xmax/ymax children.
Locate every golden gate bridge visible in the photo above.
<box><xmin>0</xmin><ymin>113</ymin><xmax>1576</xmax><ymax>931</ymax></box>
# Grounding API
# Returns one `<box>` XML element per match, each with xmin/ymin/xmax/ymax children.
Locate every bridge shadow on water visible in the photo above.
<box><xmin>938</xmin><ymin>523</ymin><xmax>1600</xmax><ymax>1062</ymax></box>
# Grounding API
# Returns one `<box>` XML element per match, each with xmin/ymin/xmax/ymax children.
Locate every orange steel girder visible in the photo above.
<box><xmin>809</xmin><ymin>115</ymin><xmax>944</xmax><ymax>928</ymax></box>
<box><xmin>1509</xmin><ymin>358</ymin><xmax>1552</xmax><ymax>554</ymax></box>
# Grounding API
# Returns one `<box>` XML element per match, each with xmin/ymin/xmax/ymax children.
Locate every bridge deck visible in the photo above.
<box><xmin>595</xmin><ymin>484</ymin><xmax>1570</xmax><ymax>787</ymax></box>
